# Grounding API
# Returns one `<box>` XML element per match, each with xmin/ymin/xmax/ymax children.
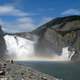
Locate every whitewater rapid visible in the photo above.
<box><xmin>4</xmin><ymin>35</ymin><xmax>36</xmax><ymax>60</ymax></box>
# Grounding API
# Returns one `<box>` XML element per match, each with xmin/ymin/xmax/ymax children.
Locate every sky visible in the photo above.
<box><xmin>0</xmin><ymin>0</ymin><xmax>80</xmax><ymax>32</ymax></box>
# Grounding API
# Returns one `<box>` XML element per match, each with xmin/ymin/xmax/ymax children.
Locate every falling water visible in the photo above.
<box><xmin>4</xmin><ymin>35</ymin><xmax>36</xmax><ymax>60</ymax></box>
<box><xmin>3</xmin><ymin>34</ymin><xmax>75</xmax><ymax>61</ymax></box>
<box><xmin>61</xmin><ymin>47</ymin><xmax>75</xmax><ymax>61</ymax></box>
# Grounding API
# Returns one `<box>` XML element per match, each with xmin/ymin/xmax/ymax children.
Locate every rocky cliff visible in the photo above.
<box><xmin>0</xmin><ymin>25</ymin><xmax>6</xmax><ymax>58</ymax></box>
<box><xmin>32</xmin><ymin>15</ymin><xmax>80</xmax><ymax>61</ymax></box>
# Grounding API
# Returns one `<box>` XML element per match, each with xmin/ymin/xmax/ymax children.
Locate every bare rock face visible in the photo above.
<box><xmin>32</xmin><ymin>15</ymin><xmax>80</xmax><ymax>61</ymax></box>
<box><xmin>0</xmin><ymin>26</ymin><xmax>6</xmax><ymax>58</ymax></box>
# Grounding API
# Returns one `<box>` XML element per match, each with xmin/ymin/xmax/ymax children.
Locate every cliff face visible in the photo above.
<box><xmin>0</xmin><ymin>26</ymin><xmax>6</xmax><ymax>58</ymax></box>
<box><xmin>32</xmin><ymin>15</ymin><xmax>80</xmax><ymax>61</ymax></box>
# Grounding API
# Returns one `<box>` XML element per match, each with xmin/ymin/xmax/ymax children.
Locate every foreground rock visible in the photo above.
<box><xmin>0</xmin><ymin>59</ymin><xmax>60</xmax><ymax>80</ymax></box>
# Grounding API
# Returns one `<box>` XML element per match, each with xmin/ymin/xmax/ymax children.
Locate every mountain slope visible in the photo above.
<box><xmin>32</xmin><ymin>15</ymin><xmax>80</xmax><ymax>61</ymax></box>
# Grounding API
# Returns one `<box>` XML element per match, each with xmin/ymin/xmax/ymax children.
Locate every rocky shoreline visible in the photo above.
<box><xmin>0</xmin><ymin>59</ymin><xmax>61</xmax><ymax>80</ymax></box>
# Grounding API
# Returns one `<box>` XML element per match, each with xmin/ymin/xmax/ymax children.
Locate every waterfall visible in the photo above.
<box><xmin>3</xmin><ymin>35</ymin><xmax>75</xmax><ymax>61</ymax></box>
<box><xmin>61</xmin><ymin>47</ymin><xmax>75</xmax><ymax>61</ymax></box>
<box><xmin>4</xmin><ymin>35</ymin><xmax>36</xmax><ymax>60</ymax></box>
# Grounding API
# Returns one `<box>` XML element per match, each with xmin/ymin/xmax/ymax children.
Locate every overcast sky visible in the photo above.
<box><xmin>0</xmin><ymin>0</ymin><xmax>80</xmax><ymax>32</ymax></box>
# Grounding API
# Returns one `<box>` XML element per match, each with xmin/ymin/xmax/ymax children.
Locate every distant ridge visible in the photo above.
<box><xmin>32</xmin><ymin>15</ymin><xmax>80</xmax><ymax>35</ymax></box>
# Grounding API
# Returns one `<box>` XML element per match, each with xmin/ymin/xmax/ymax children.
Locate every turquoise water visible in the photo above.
<box><xmin>16</xmin><ymin>61</ymin><xmax>80</xmax><ymax>80</ymax></box>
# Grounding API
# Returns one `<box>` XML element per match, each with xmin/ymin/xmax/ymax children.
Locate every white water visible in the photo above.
<box><xmin>4</xmin><ymin>35</ymin><xmax>36</xmax><ymax>60</ymax></box>
<box><xmin>61</xmin><ymin>47</ymin><xmax>75</xmax><ymax>61</ymax></box>
<box><xmin>52</xmin><ymin>47</ymin><xmax>75</xmax><ymax>61</ymax></box>
<box><xmin>4</xmin><ymin>35</ymin><xmax>75</xmax><ymax>61</ymax></box>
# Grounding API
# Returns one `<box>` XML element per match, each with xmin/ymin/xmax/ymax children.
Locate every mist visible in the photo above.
<box><xmin>2</xmin><ymin>34</ymin><xmax>75</xmax><ymax>61</ymax></box>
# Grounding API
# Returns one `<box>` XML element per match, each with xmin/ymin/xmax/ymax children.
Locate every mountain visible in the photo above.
<box><xmin>0</xmin><ymin>15</ymin><xmax>80</xmax><ymax>61</ymax></box>
<box><xmin>32</xmin><ymin>15</ymin><xmax>80</xmax><ymax>61</ymax></box>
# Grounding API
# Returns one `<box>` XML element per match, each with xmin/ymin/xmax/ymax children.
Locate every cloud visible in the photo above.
<box><xmin>0</xmin><ymin>5</ymin><xmax>37</xmax><ymax>32</ymax></box>
<box><xmin>0</xmin><ymin>19</ymin><xmax>5</xmax><ymax>25</ymax></box>
<box><xmin>0</xmin><ymin>5</ymin><xmax>29</xmax><ymax>16</ymax></box>
<box><xmin>0</xmin><ymin>5</ymin><xmax>54</xmax><ymax>32</ymax></box>
<box><xmin>0</xmin><ymin>17</ymin><xmax>36</xmax><ymax>32</ymax></box>
<box><xmin>38</xmin><ymin>17</ymin><xmax>53</xmax><ymax>26</ymax></box>
<box><xmin>42</xmin><ymin>17</ymin><xmax>53</xmax><ymax>23</ymax></box>
<box><xmin>17</xmin><ymin>17</ymin><xmax>33</xmax><ymax>23</ymax></box>
<box><xmin>14</xmin><ymin>17</ymin><xmax>36</xmax><ymax>32</ymax></box>
<box><xmin>0</xmin><ymin>16</ymin><xmax>53</xmax><ymax>32</ymax></box>
<box><xmin>0</xmin><ymin>19</ymin><xmax>10</xmax><ymax>31</ymax></box>
<box><xmin>62</xmin><ymin>9</ymin><xmax>80</xmax><ymax>15</ymax></box>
